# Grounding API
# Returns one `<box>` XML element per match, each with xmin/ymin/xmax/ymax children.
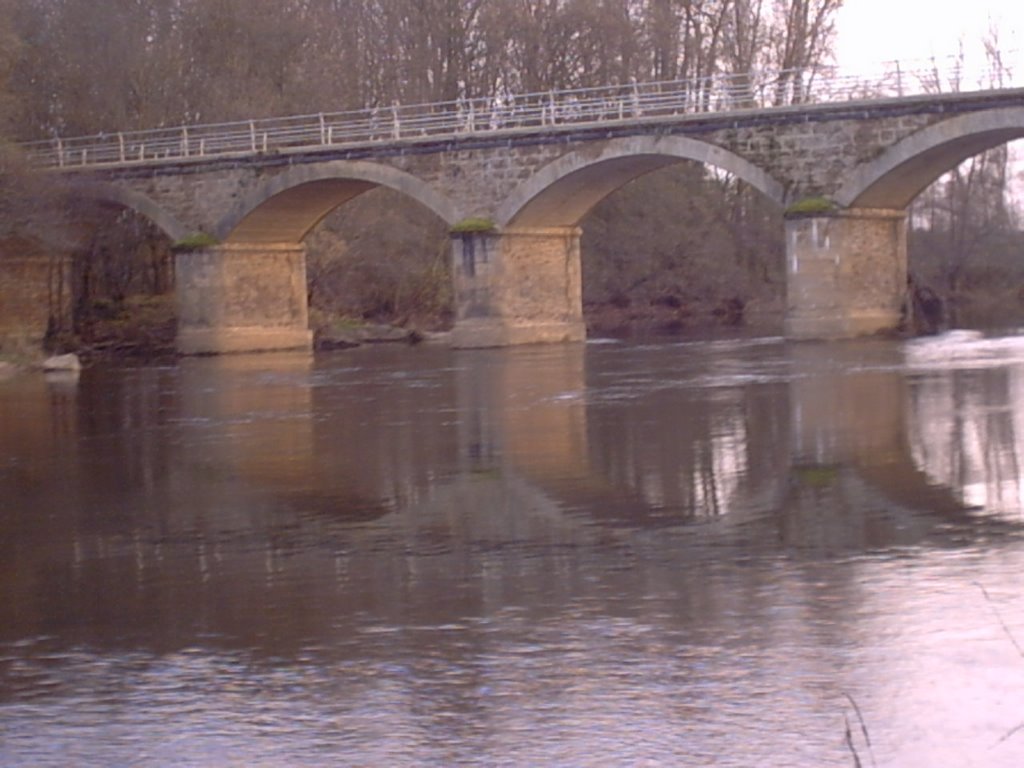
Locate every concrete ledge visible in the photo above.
<box><xmin>177</xmin><ymin>326</ymin><xmax>313</xmax><ymax>355</ymax></box>
<box><xmin>451</xmin><ymin>320</ymin><xmax>586</xmax><ymax>348</ymax></box>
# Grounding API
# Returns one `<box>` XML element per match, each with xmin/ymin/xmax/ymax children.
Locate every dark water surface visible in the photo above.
<box><xmin>3</xmin><ymin>332</ymin><xmax>1024</xmax><ymax>766</ymax></box>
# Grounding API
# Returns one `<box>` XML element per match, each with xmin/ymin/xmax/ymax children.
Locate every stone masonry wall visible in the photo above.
<box><xmin>0</xmin><ymin>253</ymin><xmax>71</xmax><ymax>344</ymax></box>
<box><xmin>175</xmin><ymin>243</ymin><xmax>312</xmax><ymax>353</ymax></box>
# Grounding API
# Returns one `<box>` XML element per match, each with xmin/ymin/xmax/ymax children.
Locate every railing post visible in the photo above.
<box><xmin>250</xmin><ymin>121</ymin><xmax>257</xmax><ymax>152</ymax></box>
<box><xmin>391</xmin><ymin>102</ymin><xmax>400</xmax><ymax>139</ymax></box>
<box><xmin>118</xmin><ymin>133</ymin><xmax>125</xmax><ymax>163</ymax></box>
<box><xmin>182</xmin><ymin>126</ymin><xmax>189</xmax><ymax>158</ymax></box>
<box><xmin>319</xmin><ymin>113</ymin><xmax>326</xmax><ymax>144</ymax></box>
<box><xmin>56</xmin><ymin>137</ymin><xmax>64</xmax><ymax>168</ymax></box>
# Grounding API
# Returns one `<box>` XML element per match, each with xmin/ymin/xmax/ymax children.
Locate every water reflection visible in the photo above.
<box><xmin>3</xmin><ymin>335</ymin><xmax>1024</xmax><ymax>765</ymax></box>
<box><xmin>779</xmin><ymin>341</ymin><xmax>973</xmax><ymax>551</ymax></box>
<box><xmin>4</xmin><ymin>339</ymin><xmax>1024</xmax><ymax>649</ymax></box>
<box><xmin>907</xmin><ymin>333</ymin><xmax>1024</xmax><ymax>515</ymax></box>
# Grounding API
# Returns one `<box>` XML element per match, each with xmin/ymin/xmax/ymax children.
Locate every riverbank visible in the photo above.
<box><xmin>584</xmin><ymin>294</ymin><xmax>786</xmax><ymax>339</ymax></box>
<box><xmin>8</xmin><ymin>283</ymin><xmax>1021</xmax><ymax>372</ymax></box>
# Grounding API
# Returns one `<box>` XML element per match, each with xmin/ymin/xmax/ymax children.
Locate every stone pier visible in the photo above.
<box><xmin>175</xmin><ymin>243</ymin><xmax>313</xmax><ymax>355</ymax></box>
<box><xmin>784</xmin><ymin>208</ymin><xmax>908</xmax><ymax>340</ymax></box>
<box><xmin>0</xmin><ymin>253</ymin><xmax>71</xmax><ymax>345</ymax></box>
<box><xmin>450</xmin><ymin>226</ymin><xmax>586</xmax><ymax>348</ymax></box>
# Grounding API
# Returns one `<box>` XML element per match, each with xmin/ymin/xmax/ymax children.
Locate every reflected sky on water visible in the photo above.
<box><xmin>2</xmin><ymin>333</ymin><xmax>1024</xmax><ymax>766</ymax></box>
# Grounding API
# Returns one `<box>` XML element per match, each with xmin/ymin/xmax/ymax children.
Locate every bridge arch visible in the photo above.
<box><xmin>837</xmin><ymin>107</ymin><xmax>1024</xmax><ymax>209</ymax></box>
<box><xmin>68</xmin><ymin>181</ymin><xmax>190</xmax><ymax>242</ymax></box>
<box><xmin>218</xmin><ymin>160</ymin><xmax>459</xmax><ymax>243</ymax></box>
<box><xmin>495</xmin><ymin>135</ymin><xmax>785</xmax><ymax>228</ymax></box>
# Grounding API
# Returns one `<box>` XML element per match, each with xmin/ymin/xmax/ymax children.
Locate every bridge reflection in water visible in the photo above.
<box><xmin>4</xmin><ymin>338</ymin><xmax>1023</xmax><ymax>572</ymax></box>
<box><xmin>3</xmin><ymin>338</ymin><xmax>1023</xmax><ymax>631</ymax></box>
<box><xmin>5</xmin><ymin>336</ymin><xmax>1024</xmax><ymax>764</ymax></box>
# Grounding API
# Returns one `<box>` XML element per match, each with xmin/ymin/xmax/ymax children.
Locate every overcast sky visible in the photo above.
<box><xmin>835</xmin><ymin>0</ymin><xmax>1024</xmax><ymax>76</ymax></box>
<box><xmin>834</xmin><ymin>1</ymin><xmax>1024</xmax><ymax>197</ymax></box>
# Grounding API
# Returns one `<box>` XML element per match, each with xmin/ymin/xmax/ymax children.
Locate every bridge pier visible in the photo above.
<box><xmin>784</xmin><ymin>208</ymin><xmax>908</xmax><ymax>340</ymax></box>
<box><xmin>450</xmin><ymin>226</ymin><xmax>586</xmax><ymax>348</ymax></box>
<box><xmin>175</xmin><ymin>242</ymin><xmax>313</xmax><ymax>355</ymax></box>
<box><xmin>0</xmin><ymin>253</ymin><xmax>71</xmax><ymax>346</ymax></box>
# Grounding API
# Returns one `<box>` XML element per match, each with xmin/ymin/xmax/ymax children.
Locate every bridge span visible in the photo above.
<box><xmin>14</xmin><ymin>65</ymin><xmax>1024</xmax><ymax>353</ymax></box>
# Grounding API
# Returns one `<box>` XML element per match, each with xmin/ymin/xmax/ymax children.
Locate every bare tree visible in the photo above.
<box><xmin>908</xmin><ymin>32</ymin><xmax>1023</xmax><ymax>321</ymax></box>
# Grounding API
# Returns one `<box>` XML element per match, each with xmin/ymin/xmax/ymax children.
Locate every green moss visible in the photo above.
<box><xmin>450</xmin><ymin>217</ymin><xmax>495</xmax><ymax>234</ymax></box>
<box><xmin>171</xmin><ymin>232</ymin><xmax>220</xmax><ymax>251</ymax></box>
<box><xmin>785</xmin><ymin>196</ymin><xmax>838</xmax><ymax>218</ymax></box>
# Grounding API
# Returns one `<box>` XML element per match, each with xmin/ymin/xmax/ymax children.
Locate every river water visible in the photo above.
<box><xmin>3</xmin><ymin>331</ymin><xmax>1024</xmax><ymax>766</ymax></box>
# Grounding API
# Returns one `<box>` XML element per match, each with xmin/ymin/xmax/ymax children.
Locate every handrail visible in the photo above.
<box><xmin>19</xmin><ymin>54</ymin><xmax>1022</xmax><ymax>171</ymax></box>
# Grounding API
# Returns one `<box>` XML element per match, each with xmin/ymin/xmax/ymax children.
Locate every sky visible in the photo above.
<box><xmin>834</xmin><ymin>0</ymin><xmax>1024</xmax><ymax>202</ymax></box>
<box><xmin>834</xmin><ymin>0</ymin><xmax>1024</xmax><ymax>80</ymax></box>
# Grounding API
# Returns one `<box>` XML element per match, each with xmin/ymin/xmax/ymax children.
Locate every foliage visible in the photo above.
<box><xmin>71</xmin><ymin>207</ymin><xmax>174</xmax><ymax>333</ymax></box>
<box><xmin>906</xmin><ymin>40</ymin><xmax>1022</xmax><ymax>317</ymax></box>
<box><xmin>306</xmin><ymin>187</ymin><xmax>453</xmax><ymax>329</ymax></box>
<box><xmin>4</xmin><ymin>0</ymin><xmax>846</xmax><ymax>138</ymax></box>
<box><xmin>582</xmin><ymin>161</ymin><xmax>785</xmax><ymax>315</ymax></box>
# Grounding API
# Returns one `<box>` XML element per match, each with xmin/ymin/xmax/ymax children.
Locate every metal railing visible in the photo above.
<box><xmin>20</xmin><ymin>55</ymin><xmax>1022</xmax><ymax>171</ymax></box>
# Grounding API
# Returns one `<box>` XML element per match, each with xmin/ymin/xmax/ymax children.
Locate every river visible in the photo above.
<box><xmin>2</xmin><ymin>331</ymin><xmax>1024</xmax><ymax>766</ymax></box>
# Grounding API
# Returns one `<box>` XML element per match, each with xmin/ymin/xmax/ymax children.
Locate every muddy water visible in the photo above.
<box><xmin>2</xmin><ymin>332</ymin><xmax>1024</xmax><ymax>766</ymax></box>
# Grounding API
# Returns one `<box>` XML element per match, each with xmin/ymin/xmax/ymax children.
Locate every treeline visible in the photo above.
<box><xmin>909</xmin><ymin>141</ymin><xmax>1024</xmax><ymax>328</ymax></box>
<box><xmin>907</xmin><ymin>48</ymin><xmax>1024</xmax><ymax>329</ymax></box>
<box><xmin>6</xmin><ymin>0</ymin><xmax>841</xmax><ymax>139</ymax></box>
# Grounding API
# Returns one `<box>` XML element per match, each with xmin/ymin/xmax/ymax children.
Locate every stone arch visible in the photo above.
<box><xmin>68</xmin><ymin>181</ymin><xmax>190</xmax><ymax>242</ymax></box>
<box><xmin>218</xmin><ymin>160</ymin><xmax>459</xmax><ymax>243</ymax></box>
<box><xmin>837</xmin><ymin>107</ymin><xmax>1024</xmax><ymax>209</ymax></box>
<box><xmin>495</xmin><ymin>135</ymin><xmax>785</xmax><ymax>228</ymax></box>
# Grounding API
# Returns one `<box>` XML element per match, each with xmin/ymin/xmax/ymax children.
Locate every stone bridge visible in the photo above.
<box><xmin>38</xmin><ymin>87</ymin><xmax>1024</xmax><ymax>352</ymax></box>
